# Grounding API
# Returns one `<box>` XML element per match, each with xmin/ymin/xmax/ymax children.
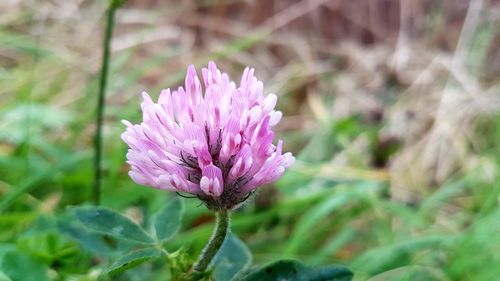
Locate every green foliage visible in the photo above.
<box><xmin>212</xmin><ymin>233</ymin><xmax>251</xmax><ymax>281</ymax></box>
<box><xmin>351</xmin><ymin>236</ymin><xmax>451</xmax><ymax>276</ymax></box>
<box><xmin>154</xmin><ymin>196</ymin><xmax>184</xmax><ymax>242</ymax></box>
<box><xmin>241</xmin><ymin>260</ymin><xmax>352</xmax><ymax>281</ymax></box>
<box><xmin>60</xmin><ymin>199</ymin><xmax>190</xmax><ymax>278</ymax></box>
<box><xmin>72</xmin><ymin>206</ymin><xmax>155</xmax><ymax>245</ymax></box>
<box><xmin>109</xmin><ymin>0</ymin><xmax>127</xmax><ymax>9</ymax></box>
<box><xmin>0</xmin><ymin>248</ymin><xmax>50</xmax><ymax>281</ymax></box>
<box><xmin>17</xmin><ymin>231</ymin><xmax>76</xmax><ymax>263</ymax></box>
<box><xmin>0</xmin><ymin>152</ymin><xmax>88</xmax><ymax>213</ymax></box>
<box><xmin>108</xmin><ymin>247</ymin><xmax>162</xmax><ymax>276</ymax></box>
<box><xmin>166</xmin><ymin>249</ymin><xmax>196</xmax><ymax>281</ymax></box>
<box><xmin>0</xmin><ymin>28</ymin><xmax>53</xmax><ymax>57</ymax></box>
<box><xmin>366</xmin><ymin>266</ymin><xmax>444</xmax><ymax>281</ymax></box>
<box><xmin>57</xmin><ymin>217</ymin><xmax>133</xmax><ymax>256</ymax></box>
<box><xmin>284</xmin><ymin>190</ymin><xmax>353</xmax><ymax>255</ymax></box>
<box><xmin>59</xmin><ymin>198</ymin><xmax>352</xmax><ymax>281</ymax></box>
<box><xmin>0</xmin><ymin>104</ymin><xmax>73</xmax><ymax>144</ymax></box>
<box><xmin>0</xmin><ymin>272</ymin><xmax>12</xmax><ymax>281</ymax></box>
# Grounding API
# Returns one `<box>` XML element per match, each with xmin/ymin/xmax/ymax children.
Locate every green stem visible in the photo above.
<box><xmin>93</xmin><ymin>5</ymin><xmax>117</xmax><ymax>205</ymax></box>
<box><xmin>192</xmin><ymin>210</ymin><xmax>230</xmax><ymax>273</ymax></box>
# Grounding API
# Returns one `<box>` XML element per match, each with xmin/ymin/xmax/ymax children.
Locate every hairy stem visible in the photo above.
<box><xmin>93</xmin><ymin>4</ymin><xmax>117</xmax><ymax>205</ymax></box>
<box><xmin>192</xmin><ymin>210</ymin><xmax>230</xmax><ymax>272</ymax></box>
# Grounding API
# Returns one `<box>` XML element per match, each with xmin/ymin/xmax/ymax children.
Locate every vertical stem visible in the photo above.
<box><xmin>192</xmin><ymin>210</ymin><xmax>230</xmax><ymax>272</ymax></box>
<box><xmin>93</xmin><ymin>5</ymin><xmax>117</xmax><ymax>205</ymax></box>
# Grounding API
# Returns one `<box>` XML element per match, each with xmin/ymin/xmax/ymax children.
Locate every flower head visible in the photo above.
<box><xmin>121</xmin><ymin>62</ymin><xmax>294</xmax><ymax>210</ymax></box>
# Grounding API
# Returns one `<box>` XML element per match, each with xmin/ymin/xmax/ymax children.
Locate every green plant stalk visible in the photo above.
<box><xmin>192</xmin><ymin>209</ymin><xmax>230</xmax><ymax>273</ymax></box>
<box><xmin>93</xmin><ymin>5</ymin><xmax>117</xmax><ymax>205</ymax></box>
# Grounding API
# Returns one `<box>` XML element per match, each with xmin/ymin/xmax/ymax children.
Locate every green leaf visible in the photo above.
<box><xmin>0</xmin><ymin>244</ymin><xmax>16</xmax><ymax>264</ymax></box>
<box><xmin>0</xmin><ymin>271</ymin><xmax>12</xmax><ymax>281</ymax></box>
<box><xmin>366</xmin><ymin>265</ymin><xmax>444</xmax><ymax>281</ymax></box>
<box><xmin>285</xmin><ymin>188</ymin><xmax>366</xmax><ymax>255</ymax></box>
<box><xmin>72</xmin><ymin>206</ymin><xmax>154</xmax><ymax>245</ymax></box>
<box><xmin>0</xmin><ymin>153</ymin><xmax>86</xmax><ymax>212</ymax></box>
<box><xmin>0</xmin><ymin>251</ymin><xmax>50</xmax><ymax>281</ymax></box>
<box><xmin>241</xmin><ymin>260</ymin><xmax>352</xmax><ymax>281</ymax></box>
<box><xmin>108</xmin><ymin>247</ymin><xmax>162</xmax><ymax>276</ymax></box>
<box><xmin>154</xmin><ymin>196</ymin><xmax>184</xmax><ymax>242</ymax></box>
<box><xmin>212</xmin><ymin>233</ymin><xmax>251</xmax><ymax>281</ymax></box>
<box><xmin>57</xmin><ymin>218</ymin><xmax>134</xmax><ymax>256</ymax></box>
<box><xmin>351</xmin><ymin>236</ymin><xmax>450</xmax><ymax>276</ymax></box>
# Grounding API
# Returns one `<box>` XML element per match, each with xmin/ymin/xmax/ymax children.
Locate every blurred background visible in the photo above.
<box><xmin>1</xmin><ymin>0</ymin><xmax>500</xmax><ymax>280</ymax></box>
